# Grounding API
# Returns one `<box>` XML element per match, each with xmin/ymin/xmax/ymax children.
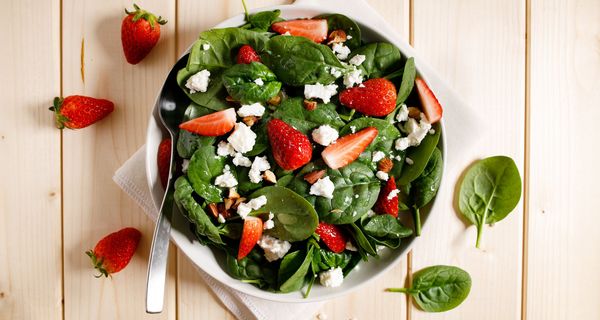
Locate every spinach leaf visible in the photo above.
<box><xmin>397</xmin><ymin>122</ymin><xmax>441</xmax><ymax>185</ymax></box>
<box><xmin>363</xmin><ymin>215</ymin><xmax>413</xmax><ymax>239</ymax></box>
<box><xmin>261</xmin><ymin>35</ymin><xmax>346</xmax><ymax>86</ymax></box>
<box><xmin>396</xmin><ymin>57</ymin><xmax>416</xmax><ymax>105</ymax></box>
<box><xmin>348</xmin><ymin>43</ymin><xmax>402</xmax><ymax>79</ymax></box>
<box><xmin>219</xmin><ymin>223</ymin><xmax>242</xmax><ymax>239</ymax></box>
<box><xmin>177</xmin><ymin>69</ymin><xmax>229</xmax><ymax>111</ymax></box>
<box><xmin>315</xmin><ymin>248</ymin><xmax>352</xmax><ymax>271</ymax></box>
<box><xmin>387</xmin><ymin>265</ymin><xmax>471</xmax><ymax>312</ymax></box>
<box><xmin>174</xmin><ymin>176</ymin><xmax>224</xmax><ymax>245</ymax></box>
<box><xmin>278</xmin><ymin>247</ymin><xmax>314</xmax><ymax>293</ymax></box>
<box><xmin>272</xmin><ymin>97</ymin><xmax>345</xmax><ymax>134</ymax></box>
<box><xmin>409</xmin><ymin>147</ymin><xmax>443</xmax><ymax>236</ymax></box>
<box><xmin>248</xmin><ymin>186</ymin><xmax>319</xmax><ymax>242</ymax></box>
<box><xmin>459</xmin><ymin>156</ymin><xmax>522</xmax><ymax>248</ymax></box>
<box><xmin>187</xmin><ymin>145</ymin><xmax>225</xmax><ymax>203</ymax></box>
<box><xmin>177</xmin><ymin>103</ymin><xmax>215</xmax><ymax>158</ymax></box>
<box><xmin>314</xmin><ymin>13</ymin><xmax>361</xmax><ymax>49</ymax></box>
<box><xmin>222</xmin><ymin>62</ymin><xmax>281</xmax><ymax>103</ymax></box>
<box><xmin>347</xmin><ymin>222</ymin><xmax>377</xmax><ymax>258</ymax></box>
<box><xmin>227</xmin><ymin>249</ymin><xmax>277</xmax><ymax>289</ymax></box>
<box><xmin>247</xmin><ymin>10</ymin><xmax>282</xmax><ymax>31</ymax></box>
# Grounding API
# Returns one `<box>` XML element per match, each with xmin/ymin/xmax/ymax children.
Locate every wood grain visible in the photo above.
<box><xmin>526</xmin><ymin>0</ymin><xmax>600</xmax><ymax>318</ymax></box>
<box><xmin>410</xmin><ymin>1</ymin><xmax>526</xmax><ymax>319</ymax></box>
<box><xmin>60</xmin><ymin>1</ymin><xmax>177</xmax><ymax>319</ymax></box>
<box><xmin>0</xmin><ymin>0</ymin><xmax>62</xmax><ymax>319</ymax></box>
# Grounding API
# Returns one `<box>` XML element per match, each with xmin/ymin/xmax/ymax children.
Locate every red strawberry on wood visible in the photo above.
<box><xmin>49</xmin><ymin>96</ymin><xmax>114</xmax><ymax>129</ymax></box>
<box><xmin>339</xmin><ymin>78</ymin><xmax>397</xmax><ymax>117</ymax></box>
<box><xmin>238</xmin><ymin>217</ymin><xmax>263</xmax><ymax>260</ymax></box>
<box><xmin>321</xmin><ymin>127</ymin><xmax>378</xmax><ymax>169</ymax></box>
<box><xmin>121</xmin><ymin>4</ymin><xmax>167</xmax><ymax>64</ymax></box>
<box><xmin>86</xmin><ymin>227</ymin><xmax>142</xmax><ymax>277</ymax></box>
<box><xmin>271</xmin><ymin>19</ymin><xmax>328</xmax><ymax>43</ymax></box>
<box><xmin>267</xmin><ymin>119</ymin><xmax>313</xmax><ymax>171</ymax></box>
<box><xmin>315</xmin><ymin>222</ymin><xmax>347</xmax><ymax>253</ymax></box>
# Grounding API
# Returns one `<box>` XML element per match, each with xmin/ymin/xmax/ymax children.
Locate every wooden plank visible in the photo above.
<box><xmin>0</xmin><ymin>0</ymin><xmax>62</xmax><ymax>319</ymax></box>
<box><xmin>526</xmin><ymin>0</ymin><xmax>600</xmax><ymax>319</ymax></box>
<box><xmin>410</xmin><ymin>0</ymin><xmax>526</xmax><ymax>319</ymax></box>
<box><xmin>61</xmin><ymin>1</ymin><xmax>177</xmax><ymax>319</ymax></box>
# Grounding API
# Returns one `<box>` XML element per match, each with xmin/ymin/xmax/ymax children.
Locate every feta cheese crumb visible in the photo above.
<box><xmin>354</xmin><ymin>194</ymin><xmax>359</xmax><ymax>198</ymax></box>
<box><xmin>367</xmin><ymin>209</ymin><xmax>376</xmax><ymax>217</ymax></box>
<box><xmin>263</xmin><ymin>212</ymin><xmax>275</xmax><ymax>230</ymax></box>
<box><xmin>387</xmin><ymin>189</ymin><xmax>400</xmax><ymax>200</ymax></box>
<box><xmin>429</xmin><ymin>128</ymin><xmax>436</xmax><ymax>135</ymax></box>
<box><xmin>394</xmin><ymin>115</ymin><xmax>432</xmax><ymax>151</ymax></box>
<box><xmin>312</xmin><ymin>125</ymin><xmax>339</xmax><ymax>146</ymax></box>
<box><xmin>249</xmin><ymin>156</ymin><xmax>271</xmax><ymax>183</ymax></box>
<box><xmin>332</xmin><ymin>43</ymin><xmax>351</xmax><ymax>60</ymax></box>
<box><xmin>215</xmin><ymin>165</ymin><xmax>238</xmax><ymax>188</ymax></box>
<box><xmin>345</xmin><ymin>241</ymin><xmax>358</xmax><ymax>252</ymax></box>
<box><xmin>329</xmin><ymin>67</ymin><xmax>342</xmax><ymax>78</ymax></box>
<box><xmin>257</xmin><ymin>235</ymin><xmax>291</xmax><ymax>262</ymax></box>
<box><xmin>304</xmin><ymin>83</ymin><xmax>338</xmax><ymax>103</ymax></box>
<box><xmin>346</xmin><ymin>35</ymin><xmax>353</xmax><ymax>40</ymax></box>
<box><xmin>228</xmin><ymin>123</ymin><xmax>257</xmax><ymax>153</ymax></box>
<box><xmin>343</xmin><ymin>68</ymin><xmax>363</xmax><ymax>88</ymax></box>
<box><xmin>396</xmin><ymin>104</ymin><xmax>409</xmax><ymax>123</ymax></box>
<box><xmin>232</xmin><ymin>153</ymin><xmax>252</xmax><ymax>167</ymax></box>
<box><xmin>217</xmin><ymin>214</ymin><xmax>226</xmax><ymax>224</ymax></box>
<box><xmin>185</xmin><ymin>69</ymin><xmax>211</xmax><ymax>93</ymax></box>
<box><xmin>254</xmin><ymin>78</ymin><xmax>264</xmax><ymax>86</ymax></box>
<box><xmin>405</xmin><ymin>157</ymin><xmax>414</xmax><ymax>165</ymax></box>
<box><xmin>217</xmin><ymin>141</ymin><xmax>236</xmax><ymax>157</ymax></box>
<box><xmin>237</xmin><ymin>102</ymin><xmax>265</xmax><ymax>117</ymax></box>
<box><xmin>309</xmin><ymin>176</ymin><xmax>335</xmax><ymax>199</ymax></box>
<box><xmin>236</xmin><ymin>195</ymin><xmax>268</xmax><ymax>219</ymax></box>
<box><xmin>376</xmin><ymin>171</ymin><xmax>389</xmax><ymax>181</ymax></box>
<box><xmin>350</xmin><ymin>126</ymin><xmax>356</xmax><ymax>133</ymax></box>
<box><xmin>182</xmin><ymin>159</ymin><xmax>190</xmax><ymax>173</ymax></box>
<box><xmin>319</xmin><ymin>267</ymin><xmax>344</xmax><ymax>287</ymax></box>
<box><xmin>348</xmin><ymin>54</ymin><xmax>366</xmax><ymax>66</ymax></box>
<box><xmin>282</xmin><ymin>31</ymin><xmax>291</xmax><ymax>36</ymax></box>
<box><xmin>372</xmin><ymin>151</ymin><xmax>386</xmax><ymax>162</ymax></box>
<box><xmin>202</xmin><ymin>43</ymin><xmax>211</xmax><ymax>51</ymax></box>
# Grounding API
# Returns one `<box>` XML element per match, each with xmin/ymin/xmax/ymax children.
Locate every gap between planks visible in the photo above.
<box><xmin>406</xmin><ymin>0</ymin><xmax>414</xmax><ymax>319</ymax></box>
<box><xmin>59</xmin><ymin>0</ymin><xmax>66</xmax><ymax>318</ymax></box>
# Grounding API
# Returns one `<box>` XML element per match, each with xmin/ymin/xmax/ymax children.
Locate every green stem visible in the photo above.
<box><xmin>386</xmin><ymin>287</ymin><xmax>415</xmax><ymax>294</ymax></box>
<box><xmin>413</xmin><ymin>206</ymin><xmax>421</xmax><ymax>236</ymax></box>
<box><xmin>241</xmin><ymin>0</ymin><xmax>249</xmax><ymax>21</ymax></box>
<box><xmin>476</xmin><ymin>215</ymin><xmax>486</xmax><ymax>248</ymax></box>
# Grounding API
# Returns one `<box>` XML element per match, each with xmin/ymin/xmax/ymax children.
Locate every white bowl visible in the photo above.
<box><xmin>146</xmin><ymin>0</ymin><xmax>448</xmax><ymax>303</ymax></box>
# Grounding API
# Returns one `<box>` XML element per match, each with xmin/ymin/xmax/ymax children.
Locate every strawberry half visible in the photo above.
<box><xmin>415</xmin><ymin>77</ymin><xmax>443</xmax><ymax>123</ymax></box>
<box><xmin>374</xmin><ymin>177</ymin><xmax>399</xmax><ymax>218</ymax></box>
<box><xmin>238</xmin><ymin>216</ymin><xmax>263</xmax><ymax>260</ymax></box>
<box><xmin>339</xmin><ymin>78</ymin><xmax>397</xmax><ymax>117</ymax></box>
<box><xmin>271</xmin><ymin>19</ymin><xmax>328</xmax><ymax>43</ymax></box>
<box><xmin>49</xmin><ymin>96</ymin><xmax>114</xmax><ymax>129</ymax></box>
<box><xmin>237</xmin><ymin>45</ymin><xmax>261</xmax><ymax>64</ymax></box>
<box><xmin>315</xmin><ymin>222</ymin><xmax>347</xmax><ymax>253</ymax></box>
<box><xmin>267</xmin><ymin>119</ymin><xmax>313</xmax><ymax>170</ymax></box>
<box><xmin>157</xmin><ymin>138</ymin><xmax>171</xmax><ymax>188</ymax></box>
<box><xmin>322</xmin><ymin>127</ymin><xmax>378</xmax><ymax>169</ymax></box>
<box><xmin>86</xmin><ymin>227</ymin><xmax>142</xmax><ymax>277</ymax></box>
<box><xmin>121</xmin><ymin>4</ymin><xmax>167</xmax><ymax>64</ymax></box>
<box><xmin>179</xmin><ymin>108</ymin><xmax>236</xmax><ymax>136</ymax></box>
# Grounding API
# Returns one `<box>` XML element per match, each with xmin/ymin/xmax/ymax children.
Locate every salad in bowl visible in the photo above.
<box><xmin>167</xmin><ymin>8</ymin><xmax>443</xmax><ymax>297</ymax></box>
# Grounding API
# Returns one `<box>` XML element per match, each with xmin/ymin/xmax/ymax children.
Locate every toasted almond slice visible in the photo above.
<box><xmin>304</xmin><ymin>169</ymin><xmax>326</xmax><ymax>184</ymax></box>
<box><xmin>303</xmin><ymin>99</ymin><xmax>317</xmax><ymax>111</ymax></box>
<box><xmin>243</xmin><ymin>116</ymin><xmax>258</xmax><ymax>127</ymax></box>
<box><xmin>228</xmin><ymin>188</ymin><xmax>240</xmax><ymax>199</ymax></box>
<box><xmin>207</xmin><ymin>203</ymin><xmax>219</xmax><ymax>218</ymax></box>
<box><xmin>233</xmin><ymin>197</ymin><xmax>247</xmax><ymax>209</ymax></box>
<box><xmin>378</xmin><ymin>158</ymin><xmax>394</xmax><ymax>173</ymax></box>
<box><xmin>327</xmin><ymin>29</ymin><xmax>347</xmax><ymax>45</ymax></box>
<box><xmin>267</xmin><ymin>94</ymin><xmax>282</xmax><ymax>106</ymax></box>
<box><xmin>263</xmin><ymin>170</ymin><xmax>277</xmax><ymax>184</ymax></box>
<box><xmin>407</xmin><ymin>106</ymin><xmax>421</xmax><ymax>119</ymax></box>
<box><xmin>224</xmin><ymin>198</ymin><xmax>234</xmax><ymax>210</ymax></box>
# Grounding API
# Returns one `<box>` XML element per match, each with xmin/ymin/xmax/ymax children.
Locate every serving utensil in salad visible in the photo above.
<box><xmin>145</xmin><ymin>54</ymin><xmax>189</xmax><ymax>314</ymax></box>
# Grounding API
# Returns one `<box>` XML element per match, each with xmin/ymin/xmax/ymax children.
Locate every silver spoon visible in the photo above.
<box><xmin>146</xmin><ymin>54</ymin><xmax>189</xmax><ymax>314</ymax></box>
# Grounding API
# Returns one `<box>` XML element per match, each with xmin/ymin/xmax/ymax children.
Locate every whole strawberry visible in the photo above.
<box><xmin>315</xmin><ymin>222</ymin><xmax>347</xmax><ymax>253</ymax></box>
<box><xmin>267</xmin><ymin>119</ymin><xmax>313</xmax><ymax>170</ymax></box>
<box><xmin>86</xmin><ymin>227</ymin><xmax>141</xmax><ymax>277</ymax></box>
<box><xmin>49</xmin><ymin>96</ymin><xmax>114</xmax><ymax>129</ymax></box>
<box><xmin>237</xmin><ymin>45</ymin><xmax>261</xmax><ymax>64</ymax></box>
<box><xmin>157</xmin><ymin>138</ymin><xmax>172</xmax><ymax>188</ymax></box>
<box><xmin>121</xmin><ymin>4</ymin><xmax>167</xmax><ymax>64</ymax></box>
<box><xmin>339</xmin><ymin>78</ymin><xmax>397</xmax><ymax>117</ymax></box>
<box><xmin>374</xmin><ymin>177</ymin><xmax>399</xmax><ymax>217</ymax></box>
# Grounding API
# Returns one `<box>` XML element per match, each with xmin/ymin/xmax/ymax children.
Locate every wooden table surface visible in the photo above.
<box><xmin>1</xmin><ymin>0</ymin><xmax>599</xmax><ymax>319</ymax></box>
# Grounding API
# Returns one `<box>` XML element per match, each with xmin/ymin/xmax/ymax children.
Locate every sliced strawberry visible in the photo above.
<box><xmin>271</xmin><ymin>19</ymin><xmax>328</xmax><ymax>43</ymax></box>
<box><xmin>374</xmin><ymin>178</ymin><xmax>399</xmax><ymax>218</ymax></box>
<box><xmin>321</xmin><ymin>127</ymin><xmax>378</xmax><ymax>169</ymax></box>
<box><xmin>157</xmin><ymin>138</ymin><xmax>171</xmax><ymax>188</ymax></box>
<box><xmin>415</xmin><ymin>77</ymin><xmax>443</xmax><ymax>123</ymax></box>
<box><xmin>267</xmin><ymin>119</ymin><xmax>313</xmax><ymax>170</ymax></box>
<box><xmin>237</xmin><ymin>45</ymin><xmax>261</xmax><ymax>64</ymax></box>
<box><xmin>315</xmin><ymin>222</ymin><xmax>347</xmax><ymax>253</ymax></box>
<box><xmin>238</xmin><ymin>216</ymin><xmax>263</xmax><ymax>260</ymax></box>
<box><xmin>339</xmin><ymin>78</ymin><xmax>397</xmax><ymax>117</ymax></box>
<box><xmin>179</xmin><ymin>108</ymin><xmax>236</xmax><ymax>136</ymax></box>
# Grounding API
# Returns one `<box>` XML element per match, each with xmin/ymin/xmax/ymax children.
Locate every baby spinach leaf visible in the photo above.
<box><xmin>227</xmin><ymin>249</ymin><xmax>277</xmax><ymax>289</ymax></box>
<box><xmin>177</xmin><ymin>69</ymin><xmax>229</xmax><ymax>111</ymax></box>
<box><xmin>174</xmin><ymin>176</ymin><xmax>224</xmax><ymax>245</ymax></box>
<box><xmin>177</xmin><ymin>103</ymin><xmax>216</xmax><ymax>158</ymax></box>
<box><xmin>249</xmin><ymin>186</ymin><xmax>319</xmax><ymax>242</ymax></box>
<box><xmin>315</xmin><ymin>249</ymin><xmax>352</xmax><ymax>271</ymax></box>
<box><xmin>348</xmin><ymin>43</ymin><xmax>402</xmax><ymax>79</ymax></box>
<box><xmin>187</xmin><ymin>145</ymin><xmax>225</xmax><ymax>203</ymax></box>
<box><xmin>219</xmin><ymin>223</ymin><xmax>242</xmax><ymax>239</ymax></box>
<box><xmin>222</xmin><ymin>62</ymin><xmax>281</xmax><ymax>103</ymax></box>
<box><xmin>272</xmin><ymin>97</ymin><xmax>345</xmax><ymax>134</ymax></box>
<box><xmin>396</xmin><ymin>57</ymin><xmax>416</xmax><ymax>105</ymax></box>
<box><xmin>314</xmin><ymin>13</ymin><xmax>361</xmax><ymax>49</ymax></box>
<box><xmin>261</xmin><ymin>35</ymin><xmax>346</xmax><ymax>86</ymax></box>
<box><xmin>347</xmin><ymin>222</ymin><xmax>377</xmax><ymax>258</ymax></box>
<box><xmin>459</xmin><ymin>156</ymin><xmax>522</xmax><ymax>248</ymax></box>
<box><xmin>409</xmin><ymin>147</ymin><xmax>443</xmax><ymax>236</ymax></box>
<box><xmin>387</xmin><ymin>265</ymin><xmax>471</xmax><ymax>312</ymax></box>
<box><xmin>363</xmin><ymin>215</ymin><xmax>413</xmax><ymax>239</ymax></box>
<box><xmin>278</xmin><ymin>247</ymin><xmax>314</xmax><ymax>293</ymax></box>
<box><xmin>397</xmin><ymin>122</ymin><xmax>441</xmax><ymax>185</ymax></box>
<box><xmin>246</xmin><ymin>10</ymin><xmax>282</xmax><ymax>31</ymax></box>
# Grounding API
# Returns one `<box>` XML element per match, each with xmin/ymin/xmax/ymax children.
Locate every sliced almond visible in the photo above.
<box><xmin>267</xmin><ymin>94</ymin><xmax>282</xmax><ymax>106</ymax></box>
<box><xmin>225</xmin><ymin>95</ymin><xmax>237</xmax><ymax>103</ymax></box>
<box><xmin>303</xmin><ymin>99</ymin><xmax>317</xmax><ymax>111</ymax></box>
<box><xmin>378</xmin><ymin>158</ymin><xmax>394</xmax><ymax>173</ymax></box>
<box><xmin>233</xmin><ymin>197</ymin><xmax>247</xmax><ymax>209</ymax></box>
<box><xmin>262</xmin><ymin>170</ymin><xmax>277</xmax><ymax>184</ymax></box>
<box><xmin>407</xmin><ymin>106</ymin><xmax>421</xmax><ymax>119</ymax></box>
<box><xmin>242</xmin><ymin>116</ymin><xmax>258</xmax><ymax>127</ymax></box>
<box><xmin>207</xmin><ymin>203</ymin><xmax>219</xmax><ymax>218</ymax></box>
<box><xmin>304</xmin><ymin>169</ymin><xmax>326</xmax><ymax>184</ymax></box>
<box><xmin>228</xmin><ymin>188</ymin><xmax>240</xmax><ymax>199</ymax></box>
<box><xmin>224</xmin><ymin>198</ymin><xmax>234</xmax><ymax>210</ymax></box>
<box><xmin>327</xmin><ymin>29</ymin><xmax>347</xmax><ymax>45</ymax></box>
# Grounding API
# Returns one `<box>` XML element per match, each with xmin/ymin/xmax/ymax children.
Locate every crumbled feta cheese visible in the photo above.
<box><xmin>332</xmin><ymin>43</ymin><xmax>351</xmax><ymax>60</ymax></box>
<box><xmin>304</xmin><ymin>83</ymin><xmax>338</xmax><ymax>103</ymax></box>
<box><xmin>202</xmin><ymin>43</ymin><xmax>211</xmax><ymax>51</ymax></box>
<box><xmin>215</xmin><ymin>165</ymin><xmax>238</xmax><ymax>188</ymax></box>
<box><xmin>345</xmin><ymin>241</ymin><xmax>358</xmax><ymax>252</ymax></box>
<box><xmin>319</xmin><ymin>267</ymin><xmax>344</xmax><ymax>287</ymax></box>
<box><xmin>394</xmin><ymin>115</ymin><xmax>432</xmax><ymax>151</ymax></box>
<box><xmin>263</xmin><ymin>212</ymin><xmax>275</xmax><ymax>230</ymax></box>
<box><xmin>376</xmin><ymin>171</ymin><xmax>389</xmax><ymax>181</ymax></box>
<box><xmin>217</xmin><ymin>214</ymin><xmax>226</xmax><ymax>224</ymax></box>
<box><xmin>354</xmin><ymin>194</ymin><xmax>359</xmax><ymax>198</ymax></box>
<box><xmin>227</xmin><ymin>123</ymin><xmax>257</xmax><ymax>153</ymax></box>
<box><xmin>348</xmin><ymin>54</ymin><xmax>366</xmax><ymax>66</ymax></box>
<box><xmin>237</xmin><ymin>103</ymin><xmax>265</xmax><ymax>117</ymax></box>
<box><xmin>343</xmin><ymin>68</ymin><xmax>363</xmax><ymax>88</ymax></box>
<box><xmin>395</xmin><ymin>138</ymin><xmax>410</xmax><ymax>151</ymax></box>
<box><xmin>396</xmin><ymin>104</ymin><xmax>409</xmax><ymax>123</ymax></box>
<box><xmin>249</xmin><ymin>156</ymin><xmax>271</xmax><ymax>183</ymax></box>
<box><xmin>254</xmin><ymin>78</ymin><xmax>264</xmax><ymax>86</ymax></box>
<box><xmin>282</xmin><ymin>31</ymin><xmax>291</xmax><ymax>36</ymax></box>
<box><xmin>405</xmin><ymin>157</ymin><xmax>414</xmax><ymax>165</ymax></box>
<box><xmin>312</xmin><ymin>125</ymin><xmax>339</xmax><ymax>146</ymax></box>
<box><xmin>232</xmin><ymin>153</ymin><xmax>252</xmax><ymax>167</ymax></box>
<box><xmin>236</xmin><ymin>195</ymin><xmax>268</xmax><ymax>219</ymax></box>
<box><xmin>350</xmin><ymin>126</ymin><xmax>356</xmax><ymax>133</ymax></box>
<box><xmin>309</xmin><ymin>176</ymin><xmax>335</xmax><ymax>199</ymax></box>
<box><xmin>387</xmin><ymin>189</ymin><xmax>400</xmax><ymax>200</ymax></box>
<box><xmin>182</xmin><ymin>159</ymin><xmax>190</xmax><ymax>173</ymax></box>
<box><xmin>258</xmin><ymin>235</ymin><xmax>292</xmax><ymax>262</ymax></box>
<box><xmin>367</xmin><ymin>209</ymin><xmax>376</xmax><ymax>217</ymax></box>
<box><xmin>216</xmin><ymin>141</ymin><xmax>236</xmax><ymax>157</ymax></box>
<box><xmin>329</xmin><ymin>67</ymin><xmax>342</xmax><ymax>78</ymax></box>
<box><xmin>346</xmin><ymin>35</ymin><xmax>353</xmax><ymax>40</ymax></box>
<box><xmin>372</xmin><ymin>151</ymin><xmax>386</xmax><ymax>162</ymax></box>
<box><xmin>185</xmin><ymin>69</ymin><xmax>211</xmax><ymax>93</ymax></box>
<box><xmin>429</xmin><ymin>128</ymin><xmax>436</xmax><ymax>135</ymax></box>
